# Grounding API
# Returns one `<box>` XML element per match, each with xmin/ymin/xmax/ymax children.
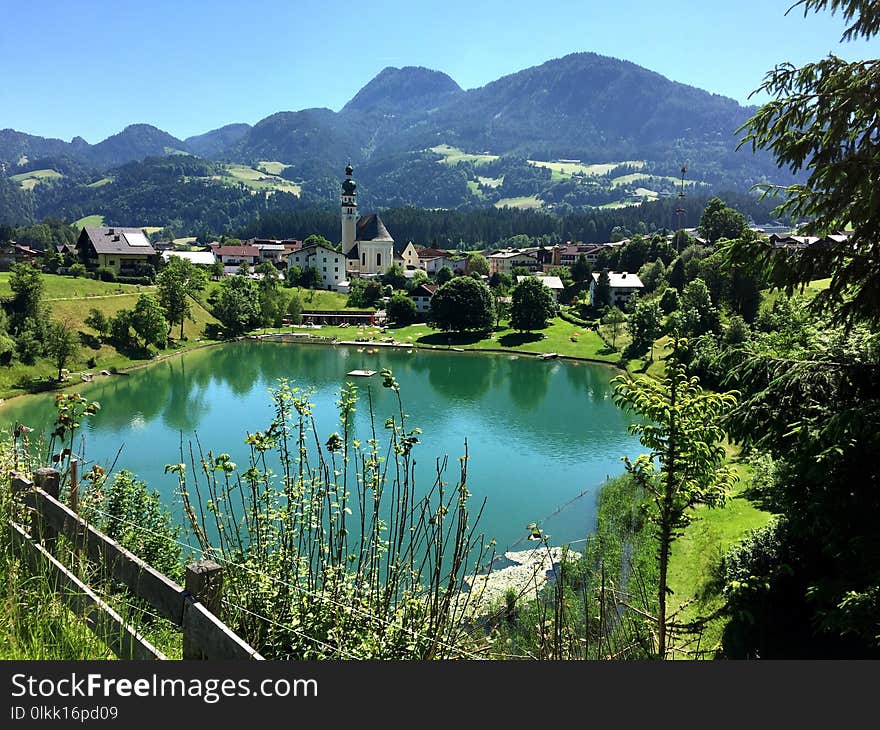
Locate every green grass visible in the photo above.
<box><xmin>430</xmin><ymin>144</ymin><xmax>498</xmax><ymax>166</ymax></box>
<box><xmin>466</xmin><ymin>180</ymin><xmax>485</xmax><ymax>199</ymax></box>
<box><xmin>10</xmin><ymin>169</ymin><xmax>63</xmax><ymax>190</ymax></box>
<box><xmin>290</xmin><ymin>317</ymin><xmax>620</xmax><ymax>364</ymax></box>
<box><xmin>495</xmin><ymin>195</ymin><xmax>543</xmax><ymax>210</ymax></box>
<box><xmin>74</xmin><ymin>214</ymin><xmax>105</xmax><ymax>229</ymax></box>
<box><xmin>477</xmin><ymin>175</ymin><xmax>503</xmax><ymax>188</ymax></box>
<box><xmin>86</xmin><ymin>177</ymin><xmax>113</xmax><ymax>188</ymax></box>
<box><xmin>217</xmin><ymin>164</ymin><xmax>301</xmax><ymax>195</ymax></box>
<box><xmin>760</xmin><ymin>277</ymin><xmax>832</xmax><ymax>310</ymax></box>
<box><xmin>0</xmin><ymin>276</ymin><xmax>219</xmax><ymax>398</ymax></box>
<box><xmin>256</xmin><ymin>160</ymin><xmax>290</xmax><ymax>175</ymax></box>
<box><xmin>0</xmin><ymin>273</ymin><xmax>152</xmax><ymax>300</ymax></box>
<box><xmin>665</xmin><ymin>452</ymin><xmax>775</xmax><ymax>659</ymax></box>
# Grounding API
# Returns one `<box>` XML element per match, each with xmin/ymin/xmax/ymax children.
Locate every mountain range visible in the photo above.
<box><xmin>0</xmin><ymin>51</ymin><xmax>787</xmax><ymax>230</ymax></box>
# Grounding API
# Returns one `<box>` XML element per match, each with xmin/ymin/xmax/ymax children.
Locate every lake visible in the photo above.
<box><xmin>0</xmin><ymin>341</ymin><xmax>643</xmax><ymax>552</ymax></box>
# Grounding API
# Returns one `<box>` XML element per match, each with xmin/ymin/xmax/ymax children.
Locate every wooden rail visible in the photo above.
<box><xmin>9</xmin><ymin>470</ymin><xmax>263</xmax><ymax>661</ymax></box>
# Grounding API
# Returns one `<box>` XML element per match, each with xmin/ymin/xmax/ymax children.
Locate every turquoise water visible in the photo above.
<box><xmin>0</xmin><ymin>342</ymin><xmax>642</xmax><ymax>551</ymax></box>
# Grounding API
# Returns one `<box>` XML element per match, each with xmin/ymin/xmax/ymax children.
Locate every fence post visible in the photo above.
<box><xmin>69</xmin><ymin>458</ymin><xmax>79</xmax><ymax>513</ymax></box>
<box><xmin>33</xmin><ymin>467</ymin><xmax>61</xmax><ymax>549</ymax></box>
<box><xmin>183</xmin><ymin>559</ymin><xmax>224</xmax><ymax>660</ymax></box>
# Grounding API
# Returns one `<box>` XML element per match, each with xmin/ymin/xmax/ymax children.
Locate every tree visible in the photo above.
<box><xmin>429</xmin><ymin>277</ymin><xmax>494</xmax><ymax>333</ymax></box>
<box><xmin>299</xmin><ymin>266</ymin><xmax>322</xmax><ymax>289</ymax></box>
<box><xmin>612</xmin><ymin>337</ymin><xmax>738</xmax><ymax>658</ymax></box>
<box><xmin>510</xmin><ymin>277</ymin><xmax>556</xmax><ymax>333</ymax></box>
<box><xmin>156</xmin><ymin>256</ymin><xmax>208</xmax><ymax>340</ymax></box>
<box><xmin>571</xmin><ymin>254</ymin><xmax>591</xmax><ymax>283</ymax></box>
<box><xmin>628</xmin><ymin>297</ymin><xmax>664</xmax><ymax>360</ymax></box>
<box><xmin>302</xmin><ymin>234</ymin><xmax>333</xmax><ymax>249</ymax></box>
<box><xmin>659</xmin><ymin>288</ymin><xmax>679</xmax><ymax>315</ymax></box>
<box><xmin>214</xmin><ymin>275</ymin><xmax>260</xmax><ymax>337</ymax></box>
<box><xmin>732</xmin><ymin>0</ymin><xmax>880</xmax><ymax>327</ymax></box>
<box><xmin>45</xmin><ymin>320</ymin><xmax>80</xmax><ymax>381</ymax></box>
<box><xmin>434</xmin><ymin>265</ymin><xmax>453</xmax><ymax>285</ymax></box>
<box><xmin>68</xmin><ymin>262</ymin><xmax>87</xmax><ymax>278</ymax></box>
<box><xmin>680</xmin><ymin>278</ymin><xmax>721</xmax><ymax>337</ymax></box>
<box><xmin>8</xmin><ymin>262</ymin><xmax>44</xmax><ymax>334</ymax></box>
<box><xmin>347</xmin><ymin>278</ymin><xmax>382</xmax><ymax>308</ymax></box>
<box><xmin>85</xmin><ymin>308</ymin><xmax>111</xmax><ymax>339</ymax></box>
<box><xmin>381</xmin><ymin>263</ymin><xmax>408</xmax><ymax>290</ymax></box>
<box><xmin>638</xmin><ymin>258</ymin><xmax>667</xmax><ymax>293</ymax></box>
<box><xmin>592</xmin><ymin>270</ymin><xmax>612</xmax><ymax>310</ymax></box>
<box><xmin>466</xmin><ymin>252</ymin><xmax>490</xmax><ymax>277</ymax></box>
<box><xmin>286</xmin><ymin>292</ymin><xmax>303</xmax><ymax>325</ymax></box>
<box><xmin>130</xmin><ymin>294</ymin><xmax>168</xmax><ymax>350</ymax></box>
<box><xmin>109</xmin><ymin>310</ymin><xmax>134</xmax><ymax>349</ymax></box>
<box><xmin>494</xmin><ymin>297</ymin><xmax>510</xmax><ymax>329</ymax></box>
<box><xmin>601</xmin><ymin>306</ymin><xmax>627</xmax><ymax>350</ymax></box>
<box><xmin>386</xmin><ymin>292</ymin><xmax>417</xmax><ymax>325</ymax></box>
<box><xmin>698</xmin><ymin>197</ymin><xmax>747</xmax><ymax>244</ymax></box>
<box><xmin>210</xmin><ymin>259</ymin><xmax>225</xmax><ymax>280</ymax></box>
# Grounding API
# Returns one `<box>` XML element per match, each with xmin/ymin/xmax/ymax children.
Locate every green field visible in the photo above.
<box><xmin>256</xmin><ymin>161</ymin><xmax>290</xmax><ymax>175</ymax></box>
<box><xmin>495</xmin><ymin>195</ymin><xmax>543</xmax><ymax>209</ymax></box>
<box><xmin>74</xmin><ymin>214</ymin><xmax>105</xmax><ymax>229</ymax></box>
<box><xmin>477</xmin><ymin>175</ymin><xmax>502</xmax><ymax>188</ymax></box>
<box><xmin>277</xmin><ymin>317</ymin><xmax>618</xmax><ymax>364</ymax></box>
<box><xmin>86</xmin><ymin>177</ymin><xmax>113</xmax><ymax>188</ymax></box>
<box><xmin>218</xmin><ymin>164</ymin><xmax>301</xmax><ymax>195</ymax></box>
<box><xmin>0</xmin><ymin>273</ymin><xmax>151</xmax><ymax>300</ymax></box>
<box><xmin>430</xmin><ymin>144</ymin><xmax>499</xmax><ymax>166</ymax></box>
<box><xmin>10</xmin><ymin>169</ymin><xmax>62</xmax><ymax>190</ymax></box>
<box><xmin>611</xmin><ymin>172</ymin><xmax>699</xmax><ymax>187</ymax></box>
<box><xmin>466</xmin><ymin>180</ymin><xmax>485</xmax><ymax>198</ymax></box>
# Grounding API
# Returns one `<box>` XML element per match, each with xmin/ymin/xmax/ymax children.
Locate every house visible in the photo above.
<box><xmin>555</xmin><ymin>243</ymin><xmax>609</xmax><ymax>267</ymax></box>
<box><xmin>340</xmin><ymin>165</ymin><xmax>395</xmax><ymax>278</ymax></box>
<box><xmin>0</xmin><ymin>243</ymin><xmax>43</xmax><ymax>270</ymax></box>
<box><xmin>212</xmin><ymin>245</ymin><xmax>260</xmax><ymax>270</ymax></box>
<box><xmin>394</xmin><ymin>241</ymin><xmax>421</xmax><ymax>270</ymax></box>
<box><xmin>75</xmin><ymin>227</ymin><xmax>158</xmax><ymax>276</ymax></box>
<box><xmin>590</xmin><ymin>271</ymin><xmax>644</xmax><ymax>308</ymax></box>
<box><xmin>253</xmin><ymin>242</ymin><xmax>287</xmax><ymax>265</ymax></box>
<box><xmin>487</xmin><ymin>250</ymin><xmax>540</xmax><ymax>276</ymax></box>
<box><xmin>516</xmin><ymin>275</ymin><xmax>565</xmax><ymax>306</ymax></box>
<box><xmin>287</xmin><ymin>243</ymin><xmax>347</xmax><ymax>291</ymax></box>
<box><xmin>409</xmin><ymin>283</ymin><xmax>439</xmax><ymax>314</ymax></box>
<box><xmin>417</xmin><ymin>247</ymin><xmax>455</xmax><ymax>274</ymax></box>
<box><xmin>161</xmin><ymin>250</ymin><xmax>216</xmax><ymax>267</ymax></box>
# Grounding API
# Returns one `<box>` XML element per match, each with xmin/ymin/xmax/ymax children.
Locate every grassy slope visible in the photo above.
<box><xmin>430</xmin><ymin>144</ymin><xmax>498</xmax><ymax>166</ymax></box>
<box><xmin>74</xmin><ymin>214</ymin><xmax>105</xmax><ymax>229</ymax></box>
<box><xmin>0</xmin><ymin>274</ymin><xmax>219</xmax><ymax>398</ymax></box>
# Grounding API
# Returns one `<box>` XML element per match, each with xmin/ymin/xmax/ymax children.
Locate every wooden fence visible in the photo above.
<box><xmin>8</xmin><ymin>468</ymin><xmax>263</xmax><ymax>661</ymax></box>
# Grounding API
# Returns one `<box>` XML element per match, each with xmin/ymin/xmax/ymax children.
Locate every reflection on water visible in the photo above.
<box><xmin>0</xmin><ymin>342</ymin><xmax>642</xmax><ymax>550</ymax></box>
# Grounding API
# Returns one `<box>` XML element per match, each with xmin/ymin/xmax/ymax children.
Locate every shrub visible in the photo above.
<box><xmin>95</xmin><ymin>266</ymin><xmax>116</xmax><ymax>282</ymax></box>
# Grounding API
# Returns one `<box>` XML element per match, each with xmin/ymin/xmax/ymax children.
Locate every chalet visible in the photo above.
<box><xmin>487</xmin><ymin>250</ymin><xmax>541</xmax><ymax>276</ymax></box>
<box><xmin>287</xmin><ymin>243</ymin><xmax>347</xmax><ymax>291</ymax></box>
<box><xmin>253</xmin><ymin>242</ymin><xmax>286</xmax><ymax>264</ymax></box>
<box><xmin>75</xmin><ymin>227</ymin><xmax>158</xmax><ymax>276</ymax></box>
<box><xmin>555</xmin><ymin>243</ymin><xmax>609</xmax><ymax>267</ymax></box>
<box><xmin>395</xmin><ymin>241</ymin><xmax>421</xmax><ymax>270</ymax></box>
<box><xmin>516</xmin><ymin>275</ymin><xmax>565</xmax><ymax>306</ymax></box>
<box><xmin>417</xmin><ymin>247</ymin><xmax>455</xmax><ymax>274</ymax></box>
<box><xmin>590</xmin><ymin>271</ymin><xmax>644</xmax><ymax>308</ymax></box>
<box><xmin>409</xmin><ymin>282</ymin><xmax>439</xmax><ymax>314</ymax></box>
<box><xmin>212</xmin><ymin>245</ymin><xmax>260</xmax><ymax>269</ymax></box>
<box><xmin>0</xmin><ymin>243</ymin><xmax>42</xmax><ymax>270</ymax></box>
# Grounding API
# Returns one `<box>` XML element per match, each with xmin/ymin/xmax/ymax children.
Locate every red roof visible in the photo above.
<box><xmin>214</xmin><ymin>246</ymin><xmax>259</xmax><ymax>257</ymax></box>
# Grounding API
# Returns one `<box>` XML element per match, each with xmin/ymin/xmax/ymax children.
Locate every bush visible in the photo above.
<box><xmin>68</xmin><ymin>262</ymin><xmax>87</xmax><ymax>278</ymax></box>
<box><xmin>95</xmin><ymin>266</ymin><xmax>116</xmax><ymax>282</ymax></box>
<box><xmin>115</xmin><ymin>276</ymin><xmax>152</xmax><ymax>286</ymax></box>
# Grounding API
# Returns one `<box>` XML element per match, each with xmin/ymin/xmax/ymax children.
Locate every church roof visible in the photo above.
<box><xmin>356</xmin><ymin>214</ymin><xmax>394</xmax><ymax>243</ymax></box>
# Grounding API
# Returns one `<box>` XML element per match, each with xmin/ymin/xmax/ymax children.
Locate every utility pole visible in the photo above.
<box><xmin>675</xmin><ymin>164</ymin><xmax>687</xmax><ymax>253</ymax></box>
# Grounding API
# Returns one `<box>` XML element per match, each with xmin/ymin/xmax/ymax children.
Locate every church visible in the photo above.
<box><xmin>340</xmin><ymin>164</ymin><xmax>395</xmax><ymax>278</ymax></box>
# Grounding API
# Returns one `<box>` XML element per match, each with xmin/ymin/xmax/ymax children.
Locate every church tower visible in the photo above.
<box><xmin>341</xmin><ymin>163</ymin><xmax>357</xmax><ymax>253</ymax></box>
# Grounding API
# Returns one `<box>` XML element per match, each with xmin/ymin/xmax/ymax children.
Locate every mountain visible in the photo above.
<box><xmin>85</xmin><ymin>124</ymin><xmax>186</xmax><ymax>169</ymax></box>
<box><xmin>341</xmin><ymin>66</ymin><xmax>463</xmax><ymax>115</ymax></box>
<box><xmin>1</xmin><ymin>51</ymin><xmax>792</xmax><ymax>228</ymax></box>
<box><xmin>185</xmin><ymin>123</ymin><xmax>252</xmax><ymax>158</ymax></box>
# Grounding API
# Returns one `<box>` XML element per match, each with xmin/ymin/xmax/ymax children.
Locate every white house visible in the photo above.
<box><xmin>590</xmin><ymin>271</ymin><xmax>644</xmax><ymax>308</ymax></box>
<box><xmin>516</xmin><ymin>275</ymin><xmax>565</xmax><ymax>306</ymax></box>
<box><xmin>287</xmin><ymin>243</ymin><xmax>347</xmax><ymax>291</ymax></box>
<box><xmin>409</xmin><ymin>283</ymin><xmax>439</xmax><ymax>314</ymax></box>
<box><xmin>487</xmin><ymin>250</ymin><xmax>540</xmax><ymax>275</ymax></box>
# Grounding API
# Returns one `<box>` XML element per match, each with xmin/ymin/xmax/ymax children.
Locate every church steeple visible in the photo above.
<box><xmin>341</xmin><ymin>163</ymin><xmax>357</xmax><ymax>253</ymax></box>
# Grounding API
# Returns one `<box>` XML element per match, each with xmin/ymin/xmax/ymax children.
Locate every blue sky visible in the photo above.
<box><xmin>0</xmin><ymin>0</ymin><xmax>874</xmax><ymax>143</ymax></box>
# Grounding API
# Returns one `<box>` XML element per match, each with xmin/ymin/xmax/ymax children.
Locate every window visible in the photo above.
<box><xmin>362</xmin><ymin>253</ymin><xmax>366</xmax><ymax>266</ymax></box>
<box><xmin>323</xmin><ymin>266</ymin><xmax>327</xmax><ymax>272</ymax></box>
<box><xmin>334</xmin><ymin>266</ymin><xmax>338</xmax><ymax>272</ymax></box>
<box><xmin>323</xmin><ymin>257</ymin><xmax>326</xmax><ymax>263</ymax></box>
<box><xmin>108</xmin><ymin>260</ymin><xmax>115</xmax><ymax>265</ymax></box>
<box><xmin>376</xmin><ymin>252</ymin><xmax>381</xmax><ymax>267</ymax></box>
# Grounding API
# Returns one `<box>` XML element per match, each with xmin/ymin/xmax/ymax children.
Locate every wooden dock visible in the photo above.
<box><xmin>347</xmin><ymin>369</ymin><xmax>377</xmax><ymax>377</ymax></box>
